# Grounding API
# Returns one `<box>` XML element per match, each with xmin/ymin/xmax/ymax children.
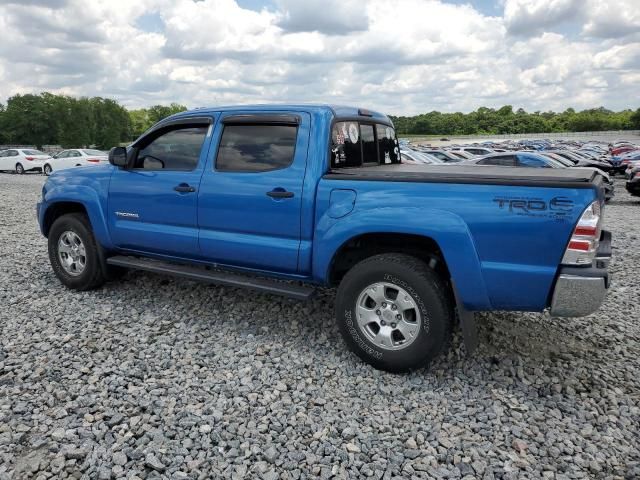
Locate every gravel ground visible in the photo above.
<box><xmin>1</xmin><ymin>173</ymin><xmax>639</xmax><ymax>480</ymax></box>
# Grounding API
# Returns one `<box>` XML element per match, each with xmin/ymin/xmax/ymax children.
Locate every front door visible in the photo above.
<box><xmin>108</xmin><ymin>120</ymin><xmax>213</xmax><ymax>258</ymax></box>
<box><xmin>198</xmin><ymin>112</ymin><xmax>310</xmax><ymax>273</ymax></box>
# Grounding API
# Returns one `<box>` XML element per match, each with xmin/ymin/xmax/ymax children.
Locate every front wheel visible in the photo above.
<box><xmin>15</xmin><ymin>163</ymin><xmax>24</xmax><ymax>174</ymax></box>
<box><xmin>43</xmin><ymin>164</ymin><xmax>52</xmax><ymax>176</ymax></box>
<box><xmin>335</xmin><ymin>253</ymin><xmax>453</xmax><ymax>373</ymax></box>
<box><xmin>48</xmin><ymin>213</ymin><xmax>106</xmax><ymax>290</ymax></box>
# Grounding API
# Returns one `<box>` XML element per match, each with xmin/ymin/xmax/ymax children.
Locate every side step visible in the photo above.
<box><xmin>106</xmin><ymin>255</ymin><xmax>315</xmax><ymax>301</ymax></box>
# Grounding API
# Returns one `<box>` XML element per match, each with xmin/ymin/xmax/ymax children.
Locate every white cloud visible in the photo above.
<box><xmin>504</xmin><ymin>0</ymin><xmax>582</xmax><ymax>36</ymax></box>
<box><xmin>0</xmin><ymin>0</ymin><xmax>637</xmax><ymax>115</ymax></box>
<box><xmin>582</xmin><ymin>0</ymin><xmax>640</xmax><ymax>38</ymax></box>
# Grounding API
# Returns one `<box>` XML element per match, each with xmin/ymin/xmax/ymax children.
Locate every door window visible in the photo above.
<box><xmin>216</xmin><ymin>124</ymin><xmax>297</xmax><ymax>172</ymax></box>
<box><xmin>68</xmin><ymin>151</ymin><xmax>81</xmax><ymax>158</ymax></box>
<box><xmin>135</xmin><ymin>126</ymin><xmax>208</xmax><ymax>171</ymax></box>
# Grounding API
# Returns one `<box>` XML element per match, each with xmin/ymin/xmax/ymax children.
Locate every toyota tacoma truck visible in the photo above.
<box><xmin>37</xmin><ymin>105</ymin><xmax>612</xmax><ymax>372</ymax></box>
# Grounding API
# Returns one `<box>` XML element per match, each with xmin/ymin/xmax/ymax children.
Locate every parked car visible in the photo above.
<box><xmin>416</xmin><ymin>149</ymin><xmax>462</xmax><ymax>163</ymax></box>
<box><xmin>451</xmin><ymin>146</ymin><xmax>494</xmax><ymax>156</ymax></box>
<box><xmin>626</xmin><ymin>166</ymin><xmax>640</xmax><ymax>197</ymax></box>
<box><xmin>463</xmin><ymin>151</ymin><xmax>565</xmax><ymax>168</ymax></box>
<box><xmin>468</xmin><ymin>152</ymin><xmax>614</xmax><ymax>201</ymax></box>
<box><xmin>447</xmin><ymin>150</ymin><xmax>475</xmax><ymax>160</ymax></box>
<box><xmin>542</xmin><ymin>150</ymin><xmax>613</xmax><ymax>173</ymax></box>
<box><xmin>37</xmin><ymin>104</ymin><xmax>611</xmax><ymax>372</ymax></box>
<box><xmin>43</xmin><ymin>149</ymin><xmax>109</xmax><ymax>175</ymax></box>
<box><xmin>0</xmin><ymin>148</ymin><xmax>51</xmax><ymax>174</ymax></box>
<box><xmin>400</xmin><ymin>149</ymin><xmax>442</xmax><ymax>165</ymax></box>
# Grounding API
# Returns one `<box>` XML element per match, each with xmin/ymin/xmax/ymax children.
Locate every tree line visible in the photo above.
<box><xmin>390</xmin><ymin>106</ymin><xmax>640</xmax><ymax>136</ymax></box>
<box><xmin>1</xmin><ymin>93</ymin><xmax>639</xmax><ymax>148</ymax></box>
<box><xmin>0</xmin><ymin>92</ymin><xmax>187</xmax><ymax>149</ymax></box>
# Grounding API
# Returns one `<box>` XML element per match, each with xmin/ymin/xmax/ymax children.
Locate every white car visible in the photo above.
<box><xmin>43</xmin><ymin>149</ymin><xmax>109</xmax><ymax>175</ymax></box>
<box><xmin>0</xmin><ymin>148</ymin><xmax>51</xmax><ymax>174</ymax></box>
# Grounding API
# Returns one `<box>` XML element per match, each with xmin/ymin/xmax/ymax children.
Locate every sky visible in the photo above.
<box><xmin>0</xmin><ymin>0</ymin><xmax>638</xmax><ymax>116</ymax></box>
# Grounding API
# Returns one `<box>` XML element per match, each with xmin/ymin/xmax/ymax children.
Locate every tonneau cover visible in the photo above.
<box><xmin>324</xmin><ymin>164</ymin><xmax>601</xmax><ymax>189</ymax></box>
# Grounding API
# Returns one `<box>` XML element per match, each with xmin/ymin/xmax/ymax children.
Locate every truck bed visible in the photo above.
<box><xmin>325</xmin><ymin>164</ymin><xmax>602</xmax><ymax>189</ymax></box>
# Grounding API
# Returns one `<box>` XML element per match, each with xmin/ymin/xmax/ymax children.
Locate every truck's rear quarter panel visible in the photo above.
<box><xmin>316</xmin><ymin>166</ymin><xmax>600</xmax><ymax>311</ymax></box>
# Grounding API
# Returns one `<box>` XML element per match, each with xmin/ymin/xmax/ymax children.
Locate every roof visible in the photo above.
<box><xmin>168</xmin><ymin>104</ymin><xmax>391</xmax><ymax>124</ymax></box>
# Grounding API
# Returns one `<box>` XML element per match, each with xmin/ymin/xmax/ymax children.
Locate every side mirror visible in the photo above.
<box><xmin>109</xmin><ymin>147</ymin><xmax>128</xmax><ymax>167</ymax></box>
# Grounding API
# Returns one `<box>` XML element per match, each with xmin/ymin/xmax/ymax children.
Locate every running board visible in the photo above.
<box><xmin>106</xmin><ymin>255</ymin><xmax>315</xmax><ymax>301</ymax></box>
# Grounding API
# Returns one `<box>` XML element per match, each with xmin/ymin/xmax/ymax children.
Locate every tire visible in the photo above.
<box><xmin>335</xmin><ymin>253</ymin><xmax>453</xmax><ymax>373</ymax></box>
<box><xmin>43</xmin><ymin>164</ymin><xmax>52</xmax><ymax>176</ymax></box>
<box><xmin>15</xmin><ymin>163</ymin><xmax>24</xmax><ymax>174</ymax></box>
<box><xmin>48</xmin><ymin>213</ymin><xmax>106</xmax><ymax>291</ymax></box>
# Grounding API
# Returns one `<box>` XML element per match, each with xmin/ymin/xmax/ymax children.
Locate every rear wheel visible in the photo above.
<box><xmin>48</xmin><ymin>213</ymin><xmax>106</xmax><ymax>290</ymax></box>
<box><xmin>43</xmin><ymin>164</ymin><xmax>52</xmax><ymax>176</ymax></box>
<box><xmin>15</xmin><ymin>163</ymin><xmax>24</xmax><ymax>174</ymax></box>
<box><xmin>335</xmin><ymin>253</ymin><xmax>453</xmax><ymax>373</ymax></box>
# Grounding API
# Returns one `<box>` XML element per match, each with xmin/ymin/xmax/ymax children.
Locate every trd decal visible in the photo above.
<box><xmin>493</xmin><ymin>196</ymin><xmax>574</xmax><ymax>219</ymax></box>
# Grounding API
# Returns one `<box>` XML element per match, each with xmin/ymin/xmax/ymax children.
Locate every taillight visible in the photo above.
<box><xmin>561</xmin><ymin>201</ymin><xmax>602</xmax><ymax>265</ymax></box>
<box><xmin>25</xmin><ymin>156</ymin><xmax>35</xmax><ymax>161</ymax></box>
<box><xmin>87</xmin><ymin>158</ymin><xmax>100</xmax><ymax>163</ymax></box>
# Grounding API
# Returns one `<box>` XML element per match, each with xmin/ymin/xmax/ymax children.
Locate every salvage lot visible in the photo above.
<box><xmin>1</xmin><ymin>174</ymin><xmax>639</xmax><ymax>479</ymax></box>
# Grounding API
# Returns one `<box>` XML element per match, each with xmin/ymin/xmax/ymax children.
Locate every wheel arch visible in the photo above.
<box><xmin>41</xmin><ymin>201</ymin><xmax>89</xmax><ymax>237</ymax></box>
<box><xmin>313</xmin><ymin>208</ymin><xmax>492</xmax><ymax>311</ymax></box>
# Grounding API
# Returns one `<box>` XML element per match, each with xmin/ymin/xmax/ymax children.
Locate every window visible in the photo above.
<box><xmin>376</xmin><ymin>124</ymin><xmax>399</xmax><ymax>164</ymax></box>
<box><xmin>331</xmin><ymin>121</ymin><xmax>362</xmax><ymax>168</ymax></box>
<box><xmin>331</xmin><ymin>121</ymin><xmax>399</xmax><ymax>168</ymax></box>
<box><xmin>136</xmin><ymin>126</ymin><xmax>208</xmax><ymax>171</ymax></box>
<box><xmin>8</xmin><ymin>150</ymin><xmax>18</xmax><ymax>157</ymax></box>
<box><xmin>361</xmin><ymin>124</ymin><xmax>377</xmax><ymax>164</ymax></box>
<box><xmin>23</xmin><ymin>149</ymin><xmax>44</xmax><ymax>156</ymax></box>
<box><xmin>216</xmin><ymin>124</ymin><xmax>297</xmax><ymax>172</ymax></box>
<box><xmin>68</xmin><ymin>151</ymin><xmax>81</xmax><ymax>158</ymax></box>
<box><xmin>83</xmin><ymin>149</ymin><xmax>105</xmax><ymax>156</ymax></box>
<box><xmin>517</xmin><ymin>154</ymin><xmax>550</xmax><ymax>168</ymax></box>
<box><xmin>478</xmin><ymin>155</ymin><xmax>517</xmax><ymax>166</ymax></box>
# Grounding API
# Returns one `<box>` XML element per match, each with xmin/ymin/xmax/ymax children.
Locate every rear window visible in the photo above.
<box><xmin>331</xmin><ymin>121</ymin><xmax>399</xmax><ymax>168</ymax></box>
<box><xmin>22</xmin><ymin>150</ymin><xmax>44</xmax><ymax>156</ymax></box>
<box><xmin>83</xmin><ymin>149</ymin><xmax>106</xmax><ymax>156</ymax></box>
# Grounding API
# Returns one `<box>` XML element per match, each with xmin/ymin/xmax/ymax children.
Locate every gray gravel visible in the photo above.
<box><xmin>1</xmin><ymin>173</ymin><xmax>639</xmax><ymax>480</ymax></box>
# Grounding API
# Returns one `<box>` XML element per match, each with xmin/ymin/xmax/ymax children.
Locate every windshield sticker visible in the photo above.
<box><xmin>348</xmin><ymin>123</ymin><xmax>359</xmax><ymax>144</ymax></box>
<box><xmin>386</xmin><ymin>127</ymin><xmax>393</xmax><ymax>139</ymax></box>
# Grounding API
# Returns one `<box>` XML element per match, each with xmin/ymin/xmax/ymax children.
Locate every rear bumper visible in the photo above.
<box><xmin>549</xmin><ymin>230</ymin><xmax>611</xmax><ymax>317</ymax></box>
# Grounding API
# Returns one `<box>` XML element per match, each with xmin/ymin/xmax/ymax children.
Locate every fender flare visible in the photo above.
<box><xmin>41</xmin><ymin>185</ymin><xmax>114</xmax><ymax>250</ymax></box>
<box><xmin>313</xmin><ymin>207</ymin><xmax>492</xmax><ymax>310</ymax></box>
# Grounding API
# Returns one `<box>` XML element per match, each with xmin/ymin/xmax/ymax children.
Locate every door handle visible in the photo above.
<box><xmin>266</xmin><ymin>189</ymin><xmax>294</xmax><ymax>199</ymax></box>
<box><xmin>174</xmin><ymin>183</ymin><xmax>196</xmax><ymax>193</ymax></box>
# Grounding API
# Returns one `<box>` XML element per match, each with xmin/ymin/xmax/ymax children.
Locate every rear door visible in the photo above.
<box><xmin>197</xmin><ymin>112</ymin><xmax>310</xmax><ymax>273</ymax></box>
<box><xmin>108</xmin><ymin>117</ymin><xmax>214</xmax><ymax>257</ymax></box>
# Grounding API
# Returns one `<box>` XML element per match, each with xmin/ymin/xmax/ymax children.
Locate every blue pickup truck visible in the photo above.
<box><xmin>38</xmin><ymin>105</ymin><xmax>611</xmax><ymax>372</ymax></box>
